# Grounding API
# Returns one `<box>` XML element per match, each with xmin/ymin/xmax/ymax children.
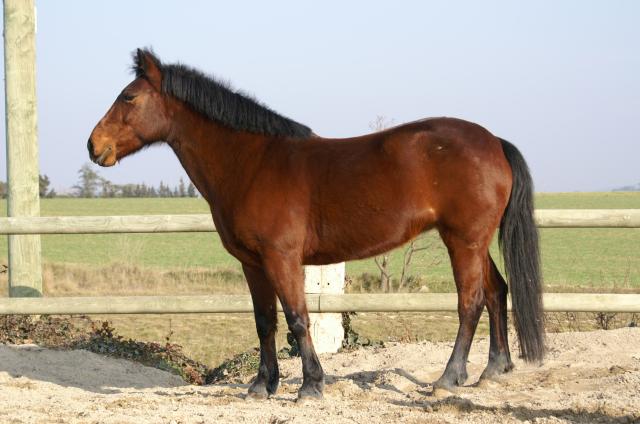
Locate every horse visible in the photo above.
<box><xmin>88</xmin><ymin>48</ymin><xmax>544</xmax><ymax>401</ymax></box>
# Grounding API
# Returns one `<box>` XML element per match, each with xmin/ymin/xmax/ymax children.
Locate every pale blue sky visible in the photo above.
<box><xmin>2</xmin><ymin>1</ymin><xmax>639</xmax><ymax>192</ymax></box>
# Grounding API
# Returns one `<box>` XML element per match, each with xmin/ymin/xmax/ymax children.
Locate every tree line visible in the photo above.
<box><xmin>0</xmin><ymin>163</ymin><xmax>199</xmax><ymax>199</ymax></box>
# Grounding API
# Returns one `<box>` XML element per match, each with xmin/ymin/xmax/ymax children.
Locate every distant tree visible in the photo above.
<box><xmin>73</xmin><ymin>164</ymin><xmax>101</xmax><ymax>197</ymax></box>
<box><xmin>39</xmin><ymin>174</ymin><xmax>52</xmax><ymax>197</ymax></box>
<box><xmin>100</xmin><ymin>178</ymin><xmax>118</xmax><ymax>198</ymax></box>
<box><xmin>178</xmin><ymin>178</ymin><xmax>186</xmax><ymax>197</ymax></box>
<box><xmin>158</xmin><ymin>181</ymin><xmax>172</xmax><ymax>197</ymax></box>
<box><xmin>187</xmin><ymin>182</ymin><xmax>197</xmax><ymax>197</ymax></box>
<box><xmin>613</xmin><ymin>182</ymin><xmax>640</xmax><ymax>192</ymax></box>
<box><xmin>0</xmin><ymin>181</ymin><xmax>6</xmax><ymax>199</ymax></box>
<box><xmin>120</xmin><ymin>184</ymin><xmax>135</xmax><ymax>197</ymax></box>
<box><xmin>369</xmin><ymin>115</ymin><xmax>395</xmax><ymax>133</ymax></box>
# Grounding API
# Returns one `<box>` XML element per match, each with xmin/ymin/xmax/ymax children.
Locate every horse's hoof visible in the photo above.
<box><xmin>480</xmin><ymin>360</ymin><xmax>514</xmax><ymax>382</ymax></box>
<box><xmin>433</xmin><ymin>370</ymin><xmax>467</xmax><ymax>392</ymax></box>
<box><xmin>246</xmin><ymin>381</ymin><xmax>270</xmax><ymax>401</ymax></box>
<box><xmin>297</xmin><ymin>383</ymin><xmax>324</xmax><ymax>403</ymax></box>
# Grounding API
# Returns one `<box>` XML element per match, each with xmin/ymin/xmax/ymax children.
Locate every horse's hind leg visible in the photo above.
<box><xmin>480</xmin><ymin>256</ymin><xmax>514</xmax><ymax>379</ymax></box>
<box><xmin>242</xmin><ymin>264</ymin><xmax>280</xmax><ymax>399</ymax></box>
<box><xmin>434</xmin><ymin>228</ymin><xmax>487</xmax><ymax>390</ymax></box>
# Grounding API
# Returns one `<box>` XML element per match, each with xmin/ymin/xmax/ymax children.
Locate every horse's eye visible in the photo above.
<box><xmin>122</xmin><ymin>93</ymin><xmax>136</xmax><ymax>102</ymax></box>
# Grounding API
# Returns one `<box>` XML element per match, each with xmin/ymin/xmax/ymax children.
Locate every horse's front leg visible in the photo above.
<box><xmin>261</xmin><ymin>250</ymin><xmax>325</xmax><ymax>401</ymax></box>
<box><xmin>242</xmin><ymin>263</ymin><xmax>280</xmax><ymax>399</ymax></box>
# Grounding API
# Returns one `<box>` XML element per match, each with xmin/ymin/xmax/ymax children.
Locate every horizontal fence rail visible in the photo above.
<box><xmin>534</xmin><ymin>209</ymin><xmax>640</xmax><ymax>228</ymax></box>
<box><xmin>1</xmin><ymin>210</ymin><xmax>638</xmax><ymax>315</ymax></box>
<box><xmin>2</xmin><ymin>209</ymin><xmax>640</xmax><ymax>235</ymax></box>
<box><xmin>0</xmin><ymin>293</ymin><xmax>639</xmax><ymax>315</ymax></box>
<box><xmin>0</xmin><ymin>214</ymin><xmax>216</xmax><ymax>234</ymax></box>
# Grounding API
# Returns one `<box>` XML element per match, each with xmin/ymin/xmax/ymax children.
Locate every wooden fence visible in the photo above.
<box><xmin>0</xmin><ymin>293</ymin><xmax>638</xmax><ymax>315</ymax></box>
<box><xmin>2</xmin><ymin>209</ymin><xmax>640</xmax><ymax>234</ymax></box>
<box><xmin>1</xmin><ymin>209</ymin><xmax>639</xmax><ymax>314</ymax></box>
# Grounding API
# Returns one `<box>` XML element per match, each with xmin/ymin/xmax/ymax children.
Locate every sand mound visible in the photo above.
<box><xmin>1</xmin><ymin>328</ymin><xmax>638</xmax><ymax>423</ymax></box>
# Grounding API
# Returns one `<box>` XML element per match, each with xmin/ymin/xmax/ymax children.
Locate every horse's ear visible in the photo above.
<box><xmin>135</xmin><ymin>48</ymin><xmax>162</xmax><ymax>92</ymax></box>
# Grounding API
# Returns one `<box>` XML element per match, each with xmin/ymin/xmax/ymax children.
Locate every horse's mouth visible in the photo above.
<box><xmin>94</xmin><ymin>146</ymin><xmax>114</xmax><ymax>166</ymax></box>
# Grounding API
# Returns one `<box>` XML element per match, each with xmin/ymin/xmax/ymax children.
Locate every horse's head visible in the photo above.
<box><xmin>88</xmin><ymin>49</ymin><xmax>170</xmax><ymax>167</ymax></box>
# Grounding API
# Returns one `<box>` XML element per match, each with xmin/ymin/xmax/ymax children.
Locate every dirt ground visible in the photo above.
<box><xmin>0</xmin><ymin>327</ymin><xmax>638</xmax><ymax>424</ymax></box>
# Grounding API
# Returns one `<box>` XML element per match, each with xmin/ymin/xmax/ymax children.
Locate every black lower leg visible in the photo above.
<box><xmin>243</xmin><ymin>264</ymin><xmax>279</xmax><ymax>399</ymax></box>
<box><xmin>248</xmin><ymin>314</ymin><xmax>279</xmax><ymax>397</ymax></box>
<box><xmin>482</xmin><ymin>309</ymin><xmax>514</xmax><ymax>379</ymax></box>
<box><xmin>435</xmin><ymin>295</ymin><xmax>484</xmax><ymax>390</ymax></box>
<box><xmin>481</xmin><ymin>260</ymin><xmax>514</xmax><ymax>379</ymax></box>
<box><xmin>484</xmin><ymin>327</ymin><xmax>513</xmax><ymax>377</ymax></box>
<box><xmin>286</xmin><ymin>311</ymin><xmax>324</xmax><ymax>399</ymax></box>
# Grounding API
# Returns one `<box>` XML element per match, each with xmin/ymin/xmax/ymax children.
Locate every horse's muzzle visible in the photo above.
<box><xmin>87</xmin><ymin>138</ymin><xmax>96</xmax><ymax>162</ymax></box>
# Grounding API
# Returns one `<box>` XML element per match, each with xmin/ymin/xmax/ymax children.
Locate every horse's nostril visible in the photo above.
<box><xmin>87</xmin><ymin>138</ymin><xmax>95</xmax><ymax>158</ymax></box>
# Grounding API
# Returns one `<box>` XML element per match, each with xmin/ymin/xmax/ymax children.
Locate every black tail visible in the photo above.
<box><xmin>498</xmin><ymin>138</ymin><xmax>545</xmax><ymax>363</ymax></box>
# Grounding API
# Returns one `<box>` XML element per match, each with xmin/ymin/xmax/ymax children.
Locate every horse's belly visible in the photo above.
<box><xmin>304</xmin><ymin>206</ymin><xmax>437</xmax><ymax>265</ymax></box>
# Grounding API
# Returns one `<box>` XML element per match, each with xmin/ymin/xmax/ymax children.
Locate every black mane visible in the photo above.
<box><xmin>133</xmin><ymin>49</ymin><xmax>312</xmax><ymax>139</ymax></box>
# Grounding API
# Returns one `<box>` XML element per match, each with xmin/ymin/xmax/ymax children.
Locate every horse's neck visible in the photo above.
<box><xmin>166</xmin><ymin>102</ymin><xmax>270</xmax><ymax>208</ymax></box>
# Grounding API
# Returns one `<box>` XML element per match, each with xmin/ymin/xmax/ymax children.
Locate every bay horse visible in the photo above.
<box><xmin>88</xmin><ymin>49</ymin><xmax>544</xmax><ymax>401</ymax></box>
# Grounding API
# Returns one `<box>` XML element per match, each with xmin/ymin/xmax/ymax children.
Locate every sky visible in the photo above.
<box><xmin>1</xmin><ymin>1</ymin><xmax>639</xmax><ymax>192</ymax></box>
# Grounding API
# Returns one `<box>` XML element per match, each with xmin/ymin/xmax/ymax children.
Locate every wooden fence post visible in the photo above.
<box><xmin>304</xmin><ymin>263</ymin><xmax>345</xmax><ymax>354</ymax></box>
<box><xmin>4</xmin><ymin>0</ymin><xmax>43</xmax><ymax>297</ymax></box>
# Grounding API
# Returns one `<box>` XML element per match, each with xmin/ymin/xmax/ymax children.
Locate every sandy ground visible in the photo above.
<box><xmin>0</xmin><ymin>328</ymin><xmax>638</xmax><ymax>424</ymax></box>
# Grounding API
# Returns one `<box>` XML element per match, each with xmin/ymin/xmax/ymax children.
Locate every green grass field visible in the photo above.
<box><xmin>2</xmin><ymin>192</ymin><xmax>640</xmax><ymax>291</ymax></box>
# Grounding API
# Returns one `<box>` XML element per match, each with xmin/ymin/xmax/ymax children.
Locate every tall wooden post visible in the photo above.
<box><xmin>304</xmin><ymin>263</ymin><xmax>345</xmax><ymax>353</ymax></box>
<box><xmin>4</xmin><ymin>0</ymin><xmax>42</xmax><ymax>297</ymax></box>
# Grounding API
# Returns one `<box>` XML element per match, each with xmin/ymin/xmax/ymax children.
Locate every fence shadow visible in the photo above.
<box><xmin>281</xmin><ymin>367</ymin><xmax>432</xmax><ymax>396</ymax></box>
<box><xmin>389</xmin><ymin>396</ymin><xmax>637</xmax><ymax>424</ymax></box>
